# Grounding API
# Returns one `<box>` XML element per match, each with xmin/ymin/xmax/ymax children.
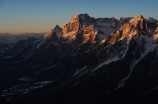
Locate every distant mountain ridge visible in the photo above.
<box><xmin>0</xmin><ymin>33</ymin><xmax>46</xmax><ymax>43</ymax></box>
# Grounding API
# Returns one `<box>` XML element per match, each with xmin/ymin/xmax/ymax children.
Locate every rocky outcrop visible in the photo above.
<box><xmin>58</xmin><ymin>14</ymin><xmax>81</xmax><ymax>42</ymax></box>
<box><xmin>44</xmin><ymin>25</ymin><xmax>62</xmax><ymax>38</ymax></box>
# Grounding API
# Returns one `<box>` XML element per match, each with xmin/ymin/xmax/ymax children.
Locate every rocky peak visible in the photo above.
<box><xmin>53</xmin><ymin>25</ymin><xmax>62</xmax><ymax>34</ymax></box>
<box><xmin>119</xmin><ymin>17</ymin><xmax>132</xmax><ymax>23</ymax></box>
<box><xmin>79</xmin><ymin>13</ymin><xmax>94</xmax><ymax>25</ymax></box>
<box><xmin>120</xmin><ymin>17</ymin><xmax>125</xmax><ymax>21</ymax></box>
<box><xmin>54</xmin><ymin>25</ymin><xmax>61</xmax><ymax>30</ymax></box>
<box><xmin>79</xmin><ymin>13</ymin><xmax>90</xmax><ymax>19</ymax></box>
<box><xmin>118</xmin><ymin>17</ymin><xmax>126</xmax><ymax>29</ymax></box>
<box><xmin>129</xmin><ymin>14</ymin><xmax>144</xmax><ymax>24</ymax></box>
<box><xmin>70</xmin><ymin>14</ymin><xmax>80</xmax><ymax>23</ymax></box>
<box><xmin>44</xmin><ymin>25</ymin><xmax>62</xmax><ymax>38</ymax></box>
<box><xmin>136</xmin><ymin>14</ymin><xmax>144</xmax><ymax>19</ymax></box>
<box><xmin>60</xmin><ymin>14</ymin><xmax>81</xmax><ymax>42</ymax></box>
<box><xmin>128</xmin><ymin>14</ymin><xmax>146</xmax><ymax>31</ymax></box>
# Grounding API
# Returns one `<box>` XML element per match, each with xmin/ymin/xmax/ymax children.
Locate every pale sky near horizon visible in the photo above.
<box><xmin>0</xmin><ymin>0</ymin><xmax>158</xmax><ymax>34</ymax></box>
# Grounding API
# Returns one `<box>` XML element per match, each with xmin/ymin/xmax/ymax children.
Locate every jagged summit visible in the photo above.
<box><xmin>44</xmin><ymin>25</ymin><xmax>62</xmax><ymax>38</ymax></box>
<box><xmin>119</xmin><ymin>17</ymin><xmax>132</xmax><ymax>21</ymax></box>
<box><xmin>129</xmin><ymin>14</ymin><xmax>144</xmax><ymax>23</ymax></box>
<box><xmin>131</xmin><ymin>14</ymin><xmax>144</xmax><ymax>20</ymax></box>
<box><xmin>70</xmin><ymin>13</ymin><xmax>91</xmax><ymax>24</ymax></box>
<box><xmin>79</xmin><ymin>13</ymin><xmax>90</xmax><ymax>20</ymax></box>
<box><xmin>53</xmin><ymin>25</ymin><xmax>62</xmax><ymax>33</ymax></box>
<box><xmin>120</xmin><ymin>17</ymin><xmax>125</xmax><ymax>21</ymax></box>
<box><xmin>79</xmin><ymin>13</ymin><xmax>90</xmax><ymax>17</ymax></box>
<box><xmin>44</xmin><ymin>13</ymin><xmax>158</xmax><ymax>43</ymax></box>
<box><xmin>136</xmin><ymin>14</ymin><xmax>144</xmax><ymax>19</ymax></box>
<box><xmin>73</xmin><ymin>14</ymin><xmax>79</xmax><ymax>18</ymax></box>
<box><xmin>54</xmin><ymin>25</ymin><xmax>61</xmax><ymax>29</ymax></box>
<box><xmin>70</xmin><ymin>14</ymin><xmax>80</xmax><ymax>23</ymax></box>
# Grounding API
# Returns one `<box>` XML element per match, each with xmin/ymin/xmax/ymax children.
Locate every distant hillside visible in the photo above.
<box><xmin>0</xmin><ymin>33</ymin><xmax>46</xmax><ymax>43</ymax></box>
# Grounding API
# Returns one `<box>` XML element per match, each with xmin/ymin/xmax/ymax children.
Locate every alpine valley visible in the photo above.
<box><xmin>1</xmin><ymin>13</ymin><xmax>158</xmax><ymax>104</ymax></box>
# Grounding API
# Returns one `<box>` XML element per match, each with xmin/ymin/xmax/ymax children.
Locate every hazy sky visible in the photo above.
<box><xmin>0</xmin><ymin>0</ymin><xmax>158</xmax><ymax>34</ymax></box>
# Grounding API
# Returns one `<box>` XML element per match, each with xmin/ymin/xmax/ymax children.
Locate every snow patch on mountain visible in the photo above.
<box><xmin>93</xmin><ymin>57</ymin><xmax>120</xmax><ymax>71</ymax></box>
<box><xmin>19</xmin><ymin>77</ymin><xmax>29</xmax><ymax>82</ymax></box>
<box><xmin>73</xmin><ymin>66</ymin><xmax>87</xmax><ymax>76</ymax></box>
<box><xmin>5</xmin><ymin>56</ymin><xmax>12</xmax><ymax>59</ymax></box>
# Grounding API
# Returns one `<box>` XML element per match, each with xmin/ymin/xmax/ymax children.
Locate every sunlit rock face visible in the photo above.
<box><xmin>56</xmin><ymin>14</ymin><xmax>119</xmax><ymax>44</ymax></box>
<box><xmin>129</xmin><ymin>14</ymin><xmax>145</xmax><ymax>27</ymax></box>
<box><xmin>58</xmin><ymin>14</ymin><xmax>81</xmax><ymax>42</ymax></box>
<box><xmin>47</xmin><ymin>14</ymin><xmax>120</xmax><ymax>46</ymax></box>
<box><xmin>81</xmin><ymin>25</ymin><xmax>97</xmax><ymax>44</ymax></box>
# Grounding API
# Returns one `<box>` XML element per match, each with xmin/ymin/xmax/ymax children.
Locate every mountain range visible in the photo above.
<box><xmin>0</xmin><ymin>13</ymin><xmax>158</xmax><ymax>104</ymax></box>
<box><xmin>0</xmin><ymin>33</ymin><xmax>45</xmax><ymax>43</ymax></box>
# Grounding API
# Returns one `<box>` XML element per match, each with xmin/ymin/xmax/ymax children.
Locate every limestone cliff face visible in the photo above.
<box><xmin>56</xmin><ymin>14</ymin><xmax>110</xmax><ymax>44</ymax></box>
<box><xmin>81</xmin><ymin>25</ymin><xmax>97</xmax><ymax>44</ymax></box>
<box><xmin>128</xmin><ymin>14</ymin><xmax>157</xmax><ymax>35</ymax></box>
<box><xmin>129</xmin><ymin>14</ymin><xmax>145</xmax><ymax>27</ymax></box>
<box><xmin>58</xmin><ymin>14</ymin><xmax>81</xmax><ymax>42</ymax></box>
